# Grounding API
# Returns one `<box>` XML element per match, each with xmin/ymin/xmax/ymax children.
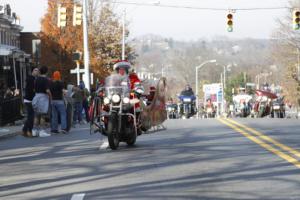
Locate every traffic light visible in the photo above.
<box><xmin>227</xmin><ymin>13</ymin><xmax>233</xmax><ymax>32</ymax></box>
<box><xmin>57</xmin><ymin>4</ymin><xmax>67</xmax><ymax>27</ymax></box>
<box><xmin>293</xmin><ymin>9</ymin><xmax>300</xmax><ymax>30</ymax></box>
<box><xmin>72</xmin><ymin>51</ymin><xmax>82</xmax><ymax>61</ymax></box>
<box><xmin>73</xmin><ymin>4</ymin><xmax>82</xmax><ymax>26</ymax></box>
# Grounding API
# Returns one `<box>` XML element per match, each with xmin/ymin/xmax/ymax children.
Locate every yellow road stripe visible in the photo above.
<box><xmin>218</xmin><ymin>119</ymin><xmax>300</xmax><ymax>169</ymax></box>
<box><xmin>225</xmin><ymin>118</ymin><xmax>300</xmax><ymax>158</ymax></box>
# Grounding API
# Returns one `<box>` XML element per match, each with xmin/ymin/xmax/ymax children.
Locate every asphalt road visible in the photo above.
<box><xmin>1</xmin><ymin>118</ymin><xmax>300</xmax><ymax>200</ymax></box>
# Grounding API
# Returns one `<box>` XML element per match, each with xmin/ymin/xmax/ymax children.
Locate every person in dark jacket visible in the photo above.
<box><xmin>72</xmin><ymin>85</ymin><xmax>84</xmax><ymax>125</ymax></box>
<box><xmin>180</xmin><ymin>84</ymin><xmax>195</xmax><ymax>96</ymax></box>
<box><xmin>79</xmin><ymin>80</ymin><xmax>90</xmax><ymax>123</ymax></box>
<box><xmin>22</xmin><ymin>67</ymin><xmax>39</xmax><ymax>137</ymax></box>
<box><xmin>32</xmin><ymin>66</ymin><xmax>52</xmax><ymax>137</ymax></box>
<box><xmin>50</xmin><ymin>71</ymin><xmax>67</xmax><ymax>134</ymax></box>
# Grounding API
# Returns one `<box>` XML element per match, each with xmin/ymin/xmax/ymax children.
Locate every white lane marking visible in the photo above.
<box><xmin>71</xmin><ymin>193</ymin><xmax>85</xmax><ymax>200</ymax></box>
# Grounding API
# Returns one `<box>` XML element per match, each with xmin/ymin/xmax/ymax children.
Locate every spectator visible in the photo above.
<box><xmin>32</xmin><ymin>66</ymin><xmax>52</xmax><ymax>137</ymax></box>
<box><xmin>72</xmin><ymin>85</ymin><xmax>84</xmax><ymax>125</ymax></box>
<box><xmin>22</xmin><ymin>67</ymin><xmax>39</xmax><ymax>137</ymax></box>
<box><xmin>50</xmin><ymin>71</ymin><xmax>68</xmax><ymax>134</ymax></box>
<box><xmin>79</xmin><ymin>80</ymin><xmax>90</xmax><ymax>123</ymax></box>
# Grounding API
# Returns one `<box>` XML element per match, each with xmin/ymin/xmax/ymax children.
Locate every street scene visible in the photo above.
<box><xmin>1</xmin><ymin>0</ymin><xmax>300</xmax><ymax>199</ymax></box>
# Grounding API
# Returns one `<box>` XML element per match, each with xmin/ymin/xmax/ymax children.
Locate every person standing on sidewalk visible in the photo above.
<box><xmin>22</xmin><ymin>67</ymin><xmax>39</xmax><ymax>137</ymax></box>
<box><xmin>32</xmin><ymin>66</ymin><xmax>52</xmax><ymax>137</ymax></box>
<box><xmin>50</xmin><ymin>71</ymin><xmax>68</xmax><ymax>134</ymax></box>
<box><xmin>79</xmin><ymin>80</ymin><xmax>90</xmax><ymax>123</ymax></box>
<box><xmin>72</xmin><ymin>85</ymin><xmax>84</xmax><ymax>126</ymax></box>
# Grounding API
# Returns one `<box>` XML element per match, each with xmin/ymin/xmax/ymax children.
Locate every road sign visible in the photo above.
<box><xmin>70</xmin><ymin>66</ymin><xmax>84</xmax><ymax>86</ymax></box>
<box><xmin>203</xmin><ymin>83</ymin><xmax>222</xmax><ymax>94</ymax></box>
<box><xmin>70</xmin><ymin>68</ymin><xmax>85</xmax><ymax>74</ymax></box>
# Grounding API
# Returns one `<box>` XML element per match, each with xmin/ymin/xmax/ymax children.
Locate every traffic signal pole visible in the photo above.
<box><xmin>83</xmin><ymin>0</ymin><xmax>90</xmax><ymax>91</ymax></box>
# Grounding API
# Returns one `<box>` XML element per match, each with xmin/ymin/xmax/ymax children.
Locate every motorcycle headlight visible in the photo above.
<box><xmin>167</xmin><ymin>107</ymin><xmax>172</xmax><ymax>111</ymax></box>
<box><xmin>183</xmin><ymin>98</ymin><xmax>191</xmax><ymax>102</ymax></box>
<box><xmin>112</xmin><ymin>94</ymin><xmax>121</xmax><ymax>103</ymax></box>
<box><xmin>123</xmin><ymin>97</ymin><xmax>130</xmax><ymax>104</ymax></box>
<box><xmin>104</xmin><ymin>97</ymin><xmax>110</xmax><ymax>105</ymax></box>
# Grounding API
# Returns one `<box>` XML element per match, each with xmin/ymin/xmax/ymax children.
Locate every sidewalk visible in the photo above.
<box><xmin>0</xmin><ymin>121</ymin><xmax>23</xmax><ymax>139</ymax></box>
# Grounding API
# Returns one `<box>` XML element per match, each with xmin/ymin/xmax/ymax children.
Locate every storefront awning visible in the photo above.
<box><xmin>0</xmin><ymin>48</ymin><xmax>11</xmax><ymax>56</ymax></box>
<box><xmin>0</xmin><ymin>45</ymin><xmax>25</xmax><ymax>56</ymax></box>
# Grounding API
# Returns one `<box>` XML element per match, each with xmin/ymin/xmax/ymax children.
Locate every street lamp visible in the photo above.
<box><xmin>195</xmin><ymin>59</ymin><xmax>217</xmax><ymax>118</ymax></box>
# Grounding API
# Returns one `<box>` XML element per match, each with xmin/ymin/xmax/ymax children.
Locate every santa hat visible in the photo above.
<box><xmin>113</xmin><ymin>60</ymin><xmax>131</xmax><ymax>71</ymax></box>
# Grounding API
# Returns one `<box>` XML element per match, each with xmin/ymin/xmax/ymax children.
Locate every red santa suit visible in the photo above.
<box><xmin>129</xmin><ymin>72</ymin><xmax>142</xmax><ymax>111</ymax></box>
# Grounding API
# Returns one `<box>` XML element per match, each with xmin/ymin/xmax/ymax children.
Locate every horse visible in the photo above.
<box><xmin>140</xmin><ymin>77</ymin><xmax>167</xmax><ymax>131</ymax></box>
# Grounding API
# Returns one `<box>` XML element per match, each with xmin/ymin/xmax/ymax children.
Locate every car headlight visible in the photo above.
<box><xmin>123</xmin><ymin>97</ymin><xmax>130</xmax><ymax>104</ymax></box>
<box><xmin>104</xmin><ymin>97</ymin><xmax>110</xmax><ymax>105</ymax></box>
<box><xmin>112</xmin><ymin>94</ymin><xmax>121</xmax><ymax>103</ymax></box>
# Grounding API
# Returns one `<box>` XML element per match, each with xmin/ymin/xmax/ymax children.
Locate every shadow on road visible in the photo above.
<box><xmin>1</xmin><ymin>120</ymin><xmax>300</xmax><ymax>199</ymax></box>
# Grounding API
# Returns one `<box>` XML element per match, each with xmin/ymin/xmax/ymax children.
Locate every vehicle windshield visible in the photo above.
<box><xmin>105</xmin><ymin>74</ymin><xmax>130</xmax><ymax>97</ymax></box>
<box><xmin>180</xmin><ymin>89</ymin><xmax>195</xmax><ymax>97</ymax></box>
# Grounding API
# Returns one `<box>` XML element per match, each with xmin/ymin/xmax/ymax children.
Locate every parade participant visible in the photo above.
<box><xmin>22</xmin><ymin>67</ymin><xmax>39</xmax><ymax>137</ymax></box>
<box><xmin>99</xmin><ymin>61</ymin><xmax>132</xmax><ymax>149</ymax></box>
<box><xmin>180</xmin><ymin>84</ymin><xmax>195</xmax><ymax>96</ymax></box>
<box><xmin>128</xmin><ymin>69</ymin><xmax>144</xmax><ymax>112</ymax></box>
<box><xmin>113</xmin><ymin>61</ymin><xmax>144</xmax><ymax>97</ymax></box>
<box><xmin>147</xmin><ymin>86</ymin><xmax>156</xmax><ymax>105</ymax></box>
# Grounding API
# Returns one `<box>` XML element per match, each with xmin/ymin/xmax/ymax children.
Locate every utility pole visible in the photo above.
<box><xmin>122</xmin><ymin>9</ymin><xmax>126</xmax><ymax>60</ymax></box>
<box><xmin>83</xmin><ymin>0</ymin><xmax>90</xmax><ymax>91</ymax></box>
<box><xmin>220</xmin><ymin>73</ymin><xmax>224</xmax><ymax>116</ymax></box>
<box><xmin>297</xmin><ymin>48</ymin><xmax>300</xmax><ymax>81</ymax></box>
<box><xmin>223</xmin><ymin>65</ymin><xmax>226</xmax><ymax>89</ymax></box>
<box><xmin>76</xmin><ymin>61</ymin><xmax>80</xmax><ymax>86</ymax></box>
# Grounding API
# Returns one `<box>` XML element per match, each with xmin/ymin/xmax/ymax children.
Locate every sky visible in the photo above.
<box><xmin>0</xmin><ymin>0</ymin><xmax>290</xmax><ymax>41</ymax></box>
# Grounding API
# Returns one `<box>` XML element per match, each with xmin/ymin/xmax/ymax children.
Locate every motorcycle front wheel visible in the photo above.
<box><xmin>126</xmin><ymin>129</ymin><xmax>137</xmax><ymax>146</ymax></box>
<box><xmin>107</xmin><ymin>113</ymin><xmax>119</xmax><ymax>150</ymax></box>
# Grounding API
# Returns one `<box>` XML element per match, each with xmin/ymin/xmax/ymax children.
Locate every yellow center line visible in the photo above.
<box><xmin>218</xmin><ymin>118</ymin><xmax>300</xmax><ymax>169</ymax></box>
<box><xmin>225</xmin><ymin>118</ymin><xmax>300</xmax><ymax>159</ymax></box>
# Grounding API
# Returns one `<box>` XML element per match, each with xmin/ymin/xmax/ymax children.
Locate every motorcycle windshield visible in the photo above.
<box><xmin>105</xmin><ymin>74</ymin><xmax>130</xmax><ymax>97</ymax></box>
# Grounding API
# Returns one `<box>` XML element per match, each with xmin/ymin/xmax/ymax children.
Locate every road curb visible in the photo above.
<box><xmin>0</xmin><ymin>130</ymin><xmax>21</xmax><ymax>140</ymax></box>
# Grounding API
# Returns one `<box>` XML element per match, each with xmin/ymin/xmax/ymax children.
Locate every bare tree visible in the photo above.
<box><xmin>271</xmin><ymin>0</ymin><xmax>300</xmax><ymax>106</ymax></box>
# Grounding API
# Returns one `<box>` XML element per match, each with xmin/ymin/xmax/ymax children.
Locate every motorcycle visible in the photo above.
<box><xmin>205</xmin><ymin>105</ymin><xmax>215</xmax><ymax>118</ymax></box>
<box><xmin>101</xmin><ymin>74</ymin><xmax>139</xmax><ymax>150</ymax></box>
<box><xmin>166</xmin><ymin>103</ymin><xmax>178</xmax><ymax>119</ymax></box>
<box><xmin>178</xmin><ymin>95</ymin><xmax>196</xmax><ymax>119</ymax></box>
<box><xmin>271</xmin><ymin>98</ymin><xmax>285</xmax><ymax>118</ymax></box>
<box><xmin>254</xmin><ymin>90</ymin><xmax>277</xmax><ymax>118</ymax></box>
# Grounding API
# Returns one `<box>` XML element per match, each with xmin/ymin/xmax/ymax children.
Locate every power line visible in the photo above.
<box><xmin>106</xmin><ymin>1</ymin><xmax>292</xmax><ymax>11</ymax></box>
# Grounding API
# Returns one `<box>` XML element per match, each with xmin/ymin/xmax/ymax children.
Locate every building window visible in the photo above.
<box><xmin>8</xmin><ymin>33</ymin><xmax>10</xmax><ymax>46</ymax></box>
<box><xmin>2</xmin><ymin>31</ymin><xmax>4</xmax><ymax>45</ymax></box>
<box><xmin>4</xmin><ymin>31</ymin><xmax>7</xmax><ymax>45</ymax></box>
<box><xmin>1</xmin><ymin>31</ymin><xmax>3</xmax><ymax>45</ymax></box>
